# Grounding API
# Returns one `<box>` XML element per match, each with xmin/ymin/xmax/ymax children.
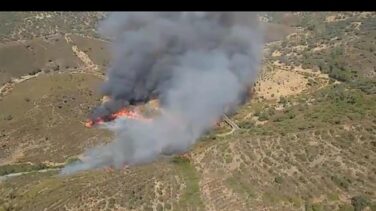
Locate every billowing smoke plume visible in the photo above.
<box><xmin>62</xmin><ymin>12</ymin><xmax>263</xmax><ymax>175</ymax></box>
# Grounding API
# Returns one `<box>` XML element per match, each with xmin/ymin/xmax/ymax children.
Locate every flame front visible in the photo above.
<box><xmin>85</xmin><ymin>107</ymin><xmax>151</xmax><ymax>128</ymax></box>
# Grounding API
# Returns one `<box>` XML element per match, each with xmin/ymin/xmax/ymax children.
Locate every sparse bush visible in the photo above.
<box><xmin>171</xmin><ymin>156</ymin><xmax>190</xmax><ymax>165</ymax></box>
<box><xmin>0</xmin><ymin>163</ymin><xmax>48</xmax><ymax>176</ymax></box>
<box><xmin>351</xmin><ymin>195</ymin><xmax>369</xmax><ymax>211</ymax></box>
<box><xmin>65</xmin><ymin>157</ymin><xmax>81</xmax><ymax>165</ymax></box>
<box><xmin>156</xmin><ymin>204</ymin><xmax>163</xmax><ymax>211</ymax></box>
<box><xmin>279</xmin><ymin>96</ymin><xmax>288</xmax><ymax>105</ymax></box>
<box><xmin>29</xmin><ymin>69</ymin><xmax>42</xmax><ymax>75</ymax></box>
<box><xmin>165</xmin><ymin>203</ymin><xmax>172</xmax><ymax>210</ymax></box>
<box><xmin>307</xmin><ymin>78</ymin><xmax>317</xmax><ymax>86</ymax></box>
<box><xmin>240</xmin><ymin>121</ymin><xmax>254</xmax><ymax>129</ymax></box>
<box><xmin>4</xmin><ymin>115</ymin><xmax>12</xmax><ymax>121</ymax></box>
<box><xmin>338</xmin><ymin>203</ymin><xmax>353</xmax><ymax>211</ymax></box>
<box><xmin>305</xmin><ymin>202</ymin><xmax>324</xmax><ymax>211</ymax></box>
<box><xmin>258</xmin><ymin>112</ymin><xmax>269</xmax><ymax>121</ymax></box>
<box><xmin>369</xmin><ymin>203</ymin><xmax>376</xmax><ymax>211</ymax></box>
<box><xmin>274</xmin><ymin>176</ymin><xmax>283</xmax><ymax>184</ymax></box>
<box><xmin>272</xmin><ymin>110</ymin><xmax>295</xmax><ymax>123</ymax></box>
<box><xmin>351</xmin><ymin>79</ymin><xmax>376</xmax><ymax>95</ymax></box>
<box><xmin>267</xmin><ymin>108</ymin><xmax>276</xmax><ymax>116</ymax></box>
<box><xmin>331</xmin><ymin>175</ymin><xmax>351</xmax><ymax>190</ymax></box>
<box><xmin>281</xmin><ymin>41</ymin><xmax>287</xmax><ymax>48</ymax></box>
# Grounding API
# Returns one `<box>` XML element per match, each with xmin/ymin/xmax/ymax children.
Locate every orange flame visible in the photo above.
<box><xmin>85</xmin><ymin>107</ymin><xmax>151</xmax><ymax>128</ymax></box>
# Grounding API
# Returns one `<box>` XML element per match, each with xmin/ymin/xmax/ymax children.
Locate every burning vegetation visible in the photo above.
<box><xmin>85</xmin><ymin>98</ymin><xmax>157</xmax><ymax>128</ymax></box>
<box><xmin>85</xmin><ymin>107</ymin><xmax>149</xmax><ymax>128</ymax></box>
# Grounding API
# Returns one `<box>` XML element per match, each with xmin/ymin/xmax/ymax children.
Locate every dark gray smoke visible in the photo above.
<box><xmin>62</xmin><ymin>12</ymin><xmax>263</xmax><ymax>175</ymax></box>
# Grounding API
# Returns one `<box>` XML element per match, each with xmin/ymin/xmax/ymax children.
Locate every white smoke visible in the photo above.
<box><xmin>61</xmin><ymin>12</ymin><xmax>263</xmax><ymax>175</ymax></box>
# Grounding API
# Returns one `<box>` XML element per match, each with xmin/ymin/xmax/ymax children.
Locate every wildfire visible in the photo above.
<box><xmin>85</xmin><ymin>107</ymin><xmax>151</xmax><ymax>128</ymax></box>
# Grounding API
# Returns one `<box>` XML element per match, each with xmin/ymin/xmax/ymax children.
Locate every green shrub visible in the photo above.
<box><xmin>331</xmin><ymin>175</ymin><xmax>351</xmax><ymax>190</ymax></box>
<box><xmin>65</xmin><ymin>157</ymin><xmax>81</xmax><ymax>165</ymax></box>
<box><xmin>338</xmin><ymin>203</ymin><xmax>354</xmax><ymax>211</ymax></box>
<box><xmin>279</xmin><ymin>96</ymin><xmax>288</xmax><ymax>105</ymax></box>
<box><xmin>0</xmin><ymin>163</ymin><xmax>48</xmax><ymax>176</ymax></box>
<box><xmin>258</xmin><ymin>112</ymin><xmax>269</xmax><ymax>121</ymax></box>
<box><xmin>351</xmin><ymin>195</ymin><xmax>369</xmax><ymax>211</ymax></box>
<box><xmin>351</xmin><ymin>79</ymin><xmax>376</xmax><ymax>95</ymax></box>
<box><xmin>274</xmin><ymin>176</ymin><xmax>283</xmax><ymax>184</ymax></box>
<box><xmin>171</xmin><ymin>156</ymin><xmax>190</xmax><ymax>165</ymax></box>
<box><xmin>240</xmin><ymin>121</ymin><xmax>254</xmax><ymax>129</ymax></box>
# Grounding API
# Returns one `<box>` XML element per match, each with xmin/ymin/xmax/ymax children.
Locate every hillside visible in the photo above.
<box><xmin>0</xmin><ymin>12</ymin><xmax>375</xmax><ymax>211</ymax></box>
